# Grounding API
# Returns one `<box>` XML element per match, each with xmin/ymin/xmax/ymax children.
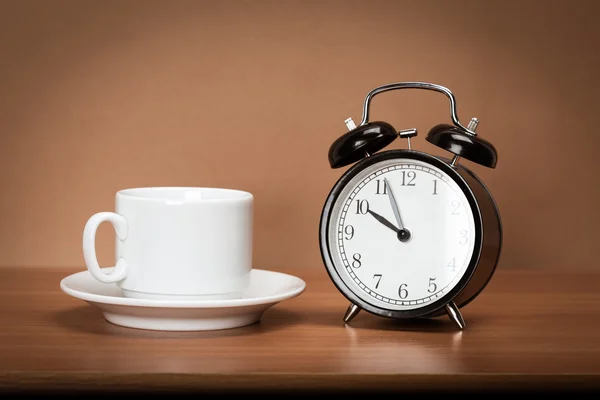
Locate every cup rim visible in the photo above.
<box><xmin>116</xmin><ymin>187</ymin><xmax>253</xmax><ymax>203</ymax></box>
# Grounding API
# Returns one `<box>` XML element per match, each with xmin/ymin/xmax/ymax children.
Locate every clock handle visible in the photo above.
<box><xmin>357</xmin><ymin>82</ymin><xmax>476</xmax><ymax>136</ymax></box>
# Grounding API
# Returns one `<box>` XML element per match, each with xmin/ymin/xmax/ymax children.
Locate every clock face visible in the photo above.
<box><xmin>325</xmin><ymin>154</ymin><xmax>478</xmax><ymax>314</ymax></box>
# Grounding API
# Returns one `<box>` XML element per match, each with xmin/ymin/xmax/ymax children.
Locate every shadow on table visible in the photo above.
<box><xmin>51</xmin><ymin>305</ymin><xmax>303</xmax><ymax>338</ymax></box>
<box><xmin>308</xmin><ymin>307</ymin><xmax>489</xmax><ymax>333</ymax></box>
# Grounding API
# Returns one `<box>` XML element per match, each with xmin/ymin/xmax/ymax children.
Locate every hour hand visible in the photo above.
<box><xmin>367</xmin><ymin>209</ymin><xmax>399</xmax><ymax>233</ymax></box>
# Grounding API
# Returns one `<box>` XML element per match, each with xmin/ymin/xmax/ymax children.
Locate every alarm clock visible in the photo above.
<box><xmin>319</xmin><ymin>82</ymin><xmax>502</xmax><ymax>330</ymax></box>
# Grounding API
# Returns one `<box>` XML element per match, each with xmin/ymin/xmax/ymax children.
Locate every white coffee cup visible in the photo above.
<box><xmin>82</xmin><ymin>187</ymin><xmax>253</xmax><ymax>301</ymax></box>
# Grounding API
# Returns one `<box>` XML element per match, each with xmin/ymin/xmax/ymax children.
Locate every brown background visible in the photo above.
<box><xmin>0</xmin><ymin>0</ymin><xmax>598</xmax><ymax>271</ymax></box>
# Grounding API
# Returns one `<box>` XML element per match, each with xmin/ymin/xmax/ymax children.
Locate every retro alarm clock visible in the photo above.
<box><xmin>319</xmin><ymin>82</ymin><xmax>502</xmax><ymax>330</ymax></box>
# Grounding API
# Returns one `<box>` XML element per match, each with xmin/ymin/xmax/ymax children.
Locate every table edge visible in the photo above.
<box><xmin>2</xmin><ymin>372</ymin><xmax>600</xmax><ymax>393</ymax></box>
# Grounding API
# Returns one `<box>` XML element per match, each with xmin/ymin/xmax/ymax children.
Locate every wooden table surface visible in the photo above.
<box><xmin>1</xmin><ymin>266</ymin><xmax>599</xmax><ymax>395</ymax></box>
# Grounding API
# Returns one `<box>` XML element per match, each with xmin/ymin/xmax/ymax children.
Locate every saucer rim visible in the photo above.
<box><xmin>60</xmin><ymin>268</ymin><xmax>306</xmax><ymax>309</ymax></box>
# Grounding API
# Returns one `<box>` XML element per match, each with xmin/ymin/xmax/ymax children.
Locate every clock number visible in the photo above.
<box><xmin>375</xmin><ymin>179</ymin><xmax>387</xmax><ymax>195</ymax></box>
<box><xmin>351</xmin><ymin>253</ymin><xmax>362</xmax><ymax>268</ymax></box>
<box><xmin>355</xmin><ymin>199</ymin><xmax>369</xmax><ymax>215</ymax></box>
<box><xmin>451</xmin><ymin>200</ymin><xmax>460</xmax><ymax>215</ymax></box>
<box><xmin>401</xmin><ymin>171</ymin><xmax>416</xmax><ymax>186</ymax></box>
<box><xmin>344</xmin><ymin>225</ymin><xmax>354</xmax><ymax>240</ymax></box>
<box><xmin>398</xmin><ymin>283</ymin><xmax>408</xmax><ymax>299</ymax></box>
<box><xmin>432</xmin><ymin>179</ymin><xmax>438</xmax><ymax>195</ymax></box>
<box><xmin>447</xmin><ymin>257</ymin><xmax>457</xmax><ymax>272</ymax></box>
<box><xmin>428</xmin><ymin>277</ymin><xmax>437</xmax><ymax>293</ymax></box>
<box><xmin>459</xmin><ymin>229</ymin><xmax>468</xmax><ymax>245</ymax></box>
<box><xmin>373</xmin><ymin>274</ymin><xmax>382</xmax><ymax>289</ymax></box>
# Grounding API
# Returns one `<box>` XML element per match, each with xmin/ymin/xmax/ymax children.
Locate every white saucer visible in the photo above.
<box><xmin>60</xmin><ymin>268</ymin><xmax>306</xmax><ymax>331</ymax></box>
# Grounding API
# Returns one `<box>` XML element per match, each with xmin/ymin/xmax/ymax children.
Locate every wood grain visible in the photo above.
<box><xmin>1</xmin><ymin>266</ymin><xmax>600</xmax><ymax>394</ymax></box>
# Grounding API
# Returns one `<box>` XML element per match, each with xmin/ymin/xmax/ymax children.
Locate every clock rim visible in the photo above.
<box><xmin>319</xmin><ymin>149</ymin><xmax>484</xmax><ymax>319</ymax></box>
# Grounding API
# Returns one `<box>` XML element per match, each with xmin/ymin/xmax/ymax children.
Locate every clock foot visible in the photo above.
<box><xmin>445</xmin><ymin>301</ymin><xmax>466</xmax><ymax>330</ymax></box>
<box><xmin>343</xmin><ymin>303</ymin><xmax>361</xmax><ymax>323</ymax></box>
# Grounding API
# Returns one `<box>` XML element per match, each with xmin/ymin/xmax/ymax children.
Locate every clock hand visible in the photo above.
<box><xmin>367</xmin><ymin>209</ymin><xmax>399</xmax><ymax>233</ymax></box>
<box><xmin>384</xmin><ymin>177</ymin><xmax>411</xmax><ymax>242</ymax></box>
<box><xmin>384</xmin><ymin>177</ymin><xmax>405</xmax><ymax>230</ymax></box>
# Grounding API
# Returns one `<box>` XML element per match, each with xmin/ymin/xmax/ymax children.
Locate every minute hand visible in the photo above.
<box><xmin>384</xmin><ymin>177</ymin><xmax>405</xmax><ymax>230</ymax></box>
<box><xmin>384</xmin><ymin>177</ymin><xmax>412</xmax><ymax>242</ymax></box>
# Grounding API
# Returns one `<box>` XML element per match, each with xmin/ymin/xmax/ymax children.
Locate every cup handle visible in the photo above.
<box><xmin>82</xmin><ymin>212</ymin><xmax>129</xmax><ymax>283</ymax></box>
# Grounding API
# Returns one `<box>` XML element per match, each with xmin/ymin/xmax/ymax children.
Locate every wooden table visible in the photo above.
<box><xmin>1</xmin><ymin>266</ymin><xmax>599</xmax><ymax>395</ymax></box>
